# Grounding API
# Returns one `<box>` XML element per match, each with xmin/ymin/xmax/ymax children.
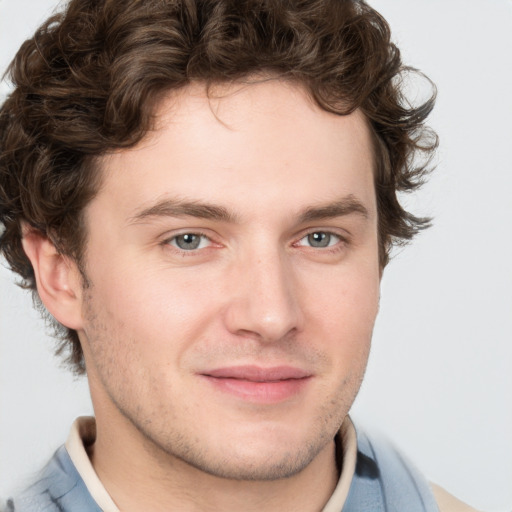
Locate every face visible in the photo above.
<box><xmin>77</xmin><ymin>80</ymin><xmax>380</xmax><ymax>480</ymax></box>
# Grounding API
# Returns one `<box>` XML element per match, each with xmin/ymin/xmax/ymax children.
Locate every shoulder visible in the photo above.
<box><xmin>345</xmin><ymin>426</ymin><xmax>439</xmax><ymax>511</ymax></box>
<box><xmin>7</xmin><ymin>446</ymin><xmax>101</xmax><ymax>512</ymax></box>
<box><xmin>431</xmin><ymin>483</ymin><xmax>481</xmax><ymax>512</ymax></box>
<box><xmin>346</xmin><ymin>423</ymin><xmax>479</xmax><ymax>512</ymax></box>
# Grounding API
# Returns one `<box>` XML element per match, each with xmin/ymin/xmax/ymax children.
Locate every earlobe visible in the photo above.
<box><xmin>21</xmin><ymin>228</ymin><xmax>84</xmax><ymax>330</ymax></box>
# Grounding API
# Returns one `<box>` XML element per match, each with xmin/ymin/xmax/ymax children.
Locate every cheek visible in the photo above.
<box><xmin>86</xmin><ymin>263</ymin><xmax>224</xmax><ymax>358</ymax></box>
<box><xmin>302</xmin><ymin>264</ymin><xmax>379</xmax><ymax>366</ymax></box>
<box><xmin>304</xmin><ymin>262</ymin><xmax>380</xmax><ymax>326</ymax></box>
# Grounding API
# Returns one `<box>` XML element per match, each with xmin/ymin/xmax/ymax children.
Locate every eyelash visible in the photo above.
<box><xmin>163</xmin><ymin>231</ymin><xmax>216</xmax><ymax>255</ymax></box>
<box><xmin>162</xmin><ymin>229</ymin><xmax>348</xmax><ymax>256</ymax></box>
<box><xmin>292</xmin><ymin>230</ymin><xmax>348</xmax><ymax>254</ymax></box>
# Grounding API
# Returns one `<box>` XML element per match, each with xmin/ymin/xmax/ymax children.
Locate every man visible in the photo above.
<box><xmin>0</xmin><ymin>0</ymin><xmax>480</xmax><ymax>510</ymax></box>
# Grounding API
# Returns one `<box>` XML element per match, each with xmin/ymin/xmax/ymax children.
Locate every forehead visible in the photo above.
<box><xmin>94</xmin><ymin>80</ymin><xmax>376</xmax><ymax>220</ymax></box>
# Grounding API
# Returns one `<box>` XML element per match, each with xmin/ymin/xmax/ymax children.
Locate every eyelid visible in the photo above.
<box><xmin>293</xmin><ymin>228</ymin><xmax>349</xmax><ymax>247</ymax></box>
<box><xmin>161</xmin><ymin>229</ymin><xmax>221</xmax><ymax>253</ymax></box>
<box><xmin>159</xmin><ymin>227</ymin><xmax>349</xmax><ymax>254</ymax></box>
<box><xmin>169</xmin><ymin>233</ymin><xmax>211</xmax><ymax>250</ymax></box>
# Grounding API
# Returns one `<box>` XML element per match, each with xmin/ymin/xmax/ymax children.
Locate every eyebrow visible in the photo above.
<box><xmin>128</xmin><ymin>198</ymin><xmax>237</xmax><ymax>224</ymax></box>
<box><xmin>128</xmin><ymin>194</ymin><xmax>369</xmax><ymax>225</ymax></box>
<box><xmin>297</xmin><ymin>195</ymin><xmax>369</xmax><ymax>223</ymax></box>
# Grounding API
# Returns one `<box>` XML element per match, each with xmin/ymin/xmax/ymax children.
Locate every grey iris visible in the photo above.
<box><xmin>308</xmin><ymin>232</ymin><xmax>330</xmax><ymax>248</ymax></box>
<box><xmin>175</xmin><ymin>233</ymin><xmax>201</xmax><ymax>250</ymax></box>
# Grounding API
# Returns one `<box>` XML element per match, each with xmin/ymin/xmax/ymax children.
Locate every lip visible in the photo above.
<box><xmin>199</xmin><ymin>365</ymin><xmax>312</xmax><ymax>403</ymax></box>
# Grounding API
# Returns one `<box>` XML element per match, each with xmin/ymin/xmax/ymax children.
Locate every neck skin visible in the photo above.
<box><xmin>89</xmin><ymin>400</ymin><xmax>339</xmax><ymax>512</ymax></box>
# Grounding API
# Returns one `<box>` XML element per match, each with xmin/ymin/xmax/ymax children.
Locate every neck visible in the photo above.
<box><xmin>89</xmin><ymin>411</ymin><xmax>339</xmax><ymax>512</ymax></box>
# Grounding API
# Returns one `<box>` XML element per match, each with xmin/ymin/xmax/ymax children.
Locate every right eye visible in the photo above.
<box><xmin>167</xmin><ymin>233</ymin><xmax>212</xmax><ymax>251</ymax></box>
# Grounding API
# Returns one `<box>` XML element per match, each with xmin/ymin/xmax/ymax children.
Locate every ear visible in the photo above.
<box><xmin>21</xmin><ymin>228</ymin><xmax>84</xmax><ymax>331</ymax></box>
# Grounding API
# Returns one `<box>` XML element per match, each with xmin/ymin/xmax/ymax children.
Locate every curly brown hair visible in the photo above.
<box><xmin>0</xmin><ymin>0</ymin><xmax>437</xmax><ymax>374</ymax></box>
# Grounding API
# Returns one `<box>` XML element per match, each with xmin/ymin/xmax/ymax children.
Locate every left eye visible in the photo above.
<box><xmin>298</xmin><ymin>231</ymin><xmax>341</xmax><ymax>248</ymax></box>
<box><xmin>168</xmin><ymin>233</ymin><xmax>211</xmax><ymax>251</ymax></box>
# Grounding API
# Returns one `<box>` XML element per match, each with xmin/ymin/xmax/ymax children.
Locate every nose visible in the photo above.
<box><xmin>223</xmin><ymin>248</ymin><xmax>303</xmax><ymax>343</ymax></box>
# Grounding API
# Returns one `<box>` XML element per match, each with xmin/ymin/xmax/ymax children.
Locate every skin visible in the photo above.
<box><xmin>24</xmin><ymin>80</ymin><xmax>380</xmax><ymax>511</ymax></box>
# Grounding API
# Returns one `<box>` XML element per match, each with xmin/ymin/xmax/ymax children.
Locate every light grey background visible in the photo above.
<box><xmin>1</xmin><ymin>1</ymin><xmax>511</xmax><ymax>510</ymax></box>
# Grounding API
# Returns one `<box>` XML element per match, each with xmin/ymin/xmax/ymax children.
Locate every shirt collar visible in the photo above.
<box><xmin>65</xmin><ymin>415</ymin><xmax>357</xmax><ymax>511</ymax></box>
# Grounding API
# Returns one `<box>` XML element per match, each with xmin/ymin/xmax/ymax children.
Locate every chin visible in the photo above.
<box><xmin>166</xmin><ymin>422</ymin><xmax>336</xmax><ymax>482</ymax></box>
<box><xmin>185</xmin><ymin>444</ymin><xmax>324</xmax><ymax>481</ymax></box>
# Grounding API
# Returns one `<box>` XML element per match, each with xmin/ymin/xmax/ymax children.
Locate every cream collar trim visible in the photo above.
<box><xmin>65</xmin><ymin>415</ymin><xmax>358</xmax><ymax>511</ymax></box>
